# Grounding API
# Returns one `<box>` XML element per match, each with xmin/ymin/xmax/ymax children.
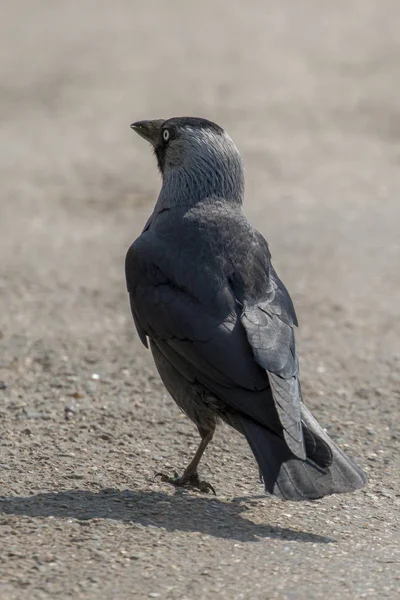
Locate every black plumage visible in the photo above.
<box><xmin>126</xmin><ymin>117</ymin><xmax>367</xmax><ymax>500</ymax></box>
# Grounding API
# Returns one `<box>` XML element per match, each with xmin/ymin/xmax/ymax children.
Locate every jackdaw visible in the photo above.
<box><xmin>125</xmin><ymin>116</ymin><xmax>367</xmax><ymax>500</ymax></box>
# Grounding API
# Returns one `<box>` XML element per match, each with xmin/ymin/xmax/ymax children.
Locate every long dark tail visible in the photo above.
<box><xmin>232</xmin><ymin>404</ymin><xmax>367</xmax><ymax>501</ymax></box>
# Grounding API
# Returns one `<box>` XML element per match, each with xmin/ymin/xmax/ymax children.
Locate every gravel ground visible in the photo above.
<box><xmin>1</xmin><ymin>1</ymin><xmax>399</xmax><ymax>599</ymax></box>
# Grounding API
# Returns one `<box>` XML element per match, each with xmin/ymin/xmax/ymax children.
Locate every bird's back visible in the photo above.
<box><xmin>140</xmin><ymin>197</ymin><xmax>273</xmax><ymax>309</ymax></box>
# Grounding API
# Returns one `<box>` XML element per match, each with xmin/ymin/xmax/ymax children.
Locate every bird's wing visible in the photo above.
<box><xmin>126</xmin><ymin>230</ymin><xmax>305</xmax><ymax>458</ymax></box>
<box><xmin>126</xmin><ymin>233</ymin><xmax>284</xmax><ymax>438</ymax></box>
<box><xmin>239</xmin><ymin>269</ymin><xmax>305</xmax><ymax>458</ymax></box>
<box><xmin>223</xmin><ymin>227</ymin><xmax>304</xmax><ymax>458</ymax></box>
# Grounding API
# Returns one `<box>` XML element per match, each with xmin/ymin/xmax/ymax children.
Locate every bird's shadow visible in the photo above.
<box><xmin>0</xmin><ymin>486</ymin><xmax>333</xmax><ymax>544</ymax></box>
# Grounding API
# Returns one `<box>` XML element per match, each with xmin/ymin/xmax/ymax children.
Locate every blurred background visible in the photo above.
<box><xmin>0</xmin><ymin>1</ymin><xmax>399</xmax><ymax>599</ymax></box>
<box><xmin>1</xmin><ymin>1</ymin><xmax>400</xmax><ymax>353</ymax></box>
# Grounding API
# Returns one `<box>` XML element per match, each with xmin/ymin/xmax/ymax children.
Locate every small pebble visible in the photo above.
<box><xmin>85</xmin><ymin>381</ymin><xmax>97</xmax><ymax>394</ymax></box>
<box><xmin>64</xmin><ymin>403</ymin><xmax>76</xmax><ymax>421</ymax></box>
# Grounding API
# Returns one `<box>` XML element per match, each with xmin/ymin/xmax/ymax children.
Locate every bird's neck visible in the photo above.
<box><xmin>156</xmin><ymin>160</ymin><xmax>244</xmax><ymax>211</ymax></box>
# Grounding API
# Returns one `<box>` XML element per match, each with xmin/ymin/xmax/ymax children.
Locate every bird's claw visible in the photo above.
<box><xmin>155</xmin><ymin>471</ymin><xmax>216</xmax><ymax>495</ymax></box>
<box><xmin>196</xmin><ymin>477</ymin><xmax>216</xmax><ymax>495</ymax></box>
<box><xmin>154</xmin><ymin>471</ymin><xmax>180</xmax><ymax>484</ymax></box>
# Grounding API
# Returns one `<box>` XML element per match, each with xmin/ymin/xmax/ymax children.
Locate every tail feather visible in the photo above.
<box><xmin>233</xmin><ymin>404</ymin><xmax>367</xmax><ymax>501</ymax></box>
<box><xmin>302</xmin><ymin>423</ymin><xmax>332</xmax><ymax>468</ymax></box>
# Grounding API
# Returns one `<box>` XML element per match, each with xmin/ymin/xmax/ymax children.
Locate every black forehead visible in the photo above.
<box><xmin>162</xmin><ymin>117</ymin><xmax>224</xmax><ymax>135</ymax></box>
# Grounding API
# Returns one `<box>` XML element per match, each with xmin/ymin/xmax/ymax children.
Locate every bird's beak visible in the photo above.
<box><xmin>130</xmin><ymin>119</ymin><xmax>164</xmax><ymax>146</ymax></box>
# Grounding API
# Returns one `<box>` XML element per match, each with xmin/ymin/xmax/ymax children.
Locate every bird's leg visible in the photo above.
<box><xmin>155</xmin><ymin>426</ymin><xmax>216</xmax><ymax>494</ymax></box>
<box><xmin>179</xmin><ymin>429</ymin><xmax>215</xmax><ymax>491</ymax></box>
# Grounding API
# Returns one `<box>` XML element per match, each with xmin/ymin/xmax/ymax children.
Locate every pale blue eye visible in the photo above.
<box><xmin>163</xmin><ymin>129</ymin><xmax>170</xmax><ymax>142</ymax></box>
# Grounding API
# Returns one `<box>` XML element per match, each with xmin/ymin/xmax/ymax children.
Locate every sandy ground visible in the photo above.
<box><xmin>1</xmin><ymin>1</ymin><xmax>400</xmax><ymax>598</ymax></box>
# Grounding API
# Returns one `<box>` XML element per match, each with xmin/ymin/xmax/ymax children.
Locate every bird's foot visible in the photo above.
<box><xmin>155</xmin><ymin>470</ymin><xmax>216</xmax><ymax>495</ymax></box>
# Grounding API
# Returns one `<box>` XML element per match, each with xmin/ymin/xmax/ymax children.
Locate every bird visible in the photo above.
<box><xmin>125</xmin><ymin>116</ymin><xmax>367</xmax><ymax>501</ymax></box>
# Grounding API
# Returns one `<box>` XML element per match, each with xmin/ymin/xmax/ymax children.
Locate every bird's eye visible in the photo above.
<box><xmin>162</xmin><ymin>129</ymin><xmax>170</xmax><ymax>142</ymax></box>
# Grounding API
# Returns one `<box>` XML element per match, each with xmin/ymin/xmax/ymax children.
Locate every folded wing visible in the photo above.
<box><xmin>126</xmin><ymin>230</ymin><xmax>307</xmax><ymax>460</ymax></box>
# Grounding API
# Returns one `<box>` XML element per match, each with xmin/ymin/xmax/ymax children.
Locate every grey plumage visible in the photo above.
<box><xmin>126</xmin><ymin>117</ymin><xmax>367</xmax><ymax>500</ymax></box>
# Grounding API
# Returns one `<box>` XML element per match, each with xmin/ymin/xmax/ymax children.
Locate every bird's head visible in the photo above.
<box><xmin>130</xmin><ymin>117</ymin><xmax>244</xmax><ymax>205</ymax></box>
